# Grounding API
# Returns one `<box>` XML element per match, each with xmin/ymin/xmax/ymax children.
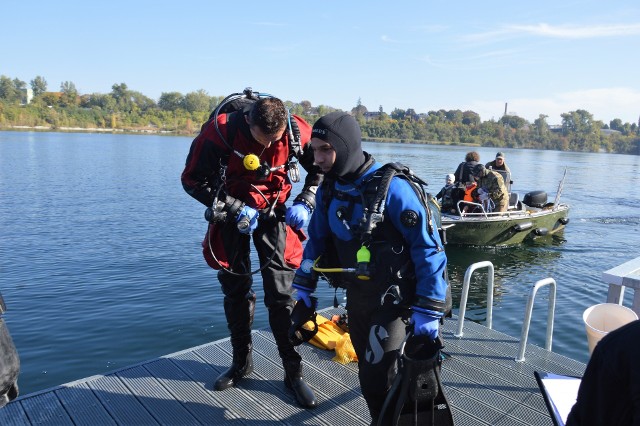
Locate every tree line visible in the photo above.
<box><xmin>0</xmin><ymin>75</ymin><xmax>638</xmax><ymax>155</ymax></box>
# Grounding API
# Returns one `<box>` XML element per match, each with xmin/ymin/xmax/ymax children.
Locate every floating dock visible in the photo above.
<box><xmin>0</xmin><ymin>309</ymin><xmax>585</xmax><ymax>425</ymax></box>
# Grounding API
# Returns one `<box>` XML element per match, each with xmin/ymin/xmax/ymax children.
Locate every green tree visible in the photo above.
<box><xmin>351</xmin><ymin>97</ymin><xmax>368</xmax><ymax>118</ymax></box>
<box><xmin>0</xmin><ymin>76</ymin><xmax>22</xmax><ymax>103</ymax></box>
<box><xmin>462</xmin><ymin>111</ymin><xmax>481</xmax><ymax>126</ymax></box>
<box><xmin>13</xmin><ymin>78</ymin><xmax>26</xmax><ymax>91</ymax></box>
<box><xmin>111</xmin><ymin>83</ymin><xmax>129</xmax><ymax>103</ymax></box>
<box><xmin>561</xmin><ymin>110</ymin><xmax>603</xmax><ymax>151</ymax></box>
<box><xmin>182</xmin><ymin>89</ymin><xmax>210</xmax><ymax>113</ymax></box>
<box><xmin>561</xmin><ymin>109</ymin><xmax>597</xmax><ymax>135</ymax></box>
<box><xmin>390</xmin><ymin>108</ymin><xmax>405</xmax><ymax>121</ymax></box>
<box><xmin>499</xmin><ymin>114</ymin><xmax>527</xmax><ymax>129</ymax></box>
<box><xmin>59</xmin><ymin>81</ymin><xmax>78</xmax><ymax>107</ymax></box>
<box><xmin>405</xmin><ymin>108</ymin><xmax>418</xmax><ymax>122</ymax></box>
<box><xmin>40</xmin><ymin>92</ymin><xmax>61</xmax><ymax>107</ymax></box>
<box><xmin>30</xmin><ymin>76</ymin><xmax>47</xmax><ymax>97</ymax></box>
<box><xmin>300</xmin><ymin>100</ymin><xmax>312</xmax><ymax>114</ymax></box>
<box><xmin>82</xmin><ymin>93</ymin><xmax>117</xmax><ymax>111</ymax></box>
<box><xmin>129</xmin><ymin>90</ymin><xmax>156</xmax><ymax>112</ymax></box>
<box><xmin>445</xmin><ymin>109</ymin><xmax>463</xmax><ymax>125</ymax></box>
<box><xmin>610</xmin><ymin>118</ymin><xmax>623</xmax><ymax>132</ymax></box>
<box><xmin>158</xmin><ymin>92</ymin><xmax>184</xmax><ymax>111</ymax></box>
<box><xmin>531</xmin><ymin>114</ymin><xmax>551</xmax><ymax>148</ymax></box>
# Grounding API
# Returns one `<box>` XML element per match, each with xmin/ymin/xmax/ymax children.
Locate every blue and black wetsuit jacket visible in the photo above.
<box><xmin>293</xmin><ymin>159</ymin><xmax>449</xmax><ymax>318</ymax></box>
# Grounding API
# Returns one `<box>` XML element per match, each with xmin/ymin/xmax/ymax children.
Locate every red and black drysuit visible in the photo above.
<box><xmin>181</xmin><ymin>109</ymin><xmax>322</xmax><ymax>375</ymax></box>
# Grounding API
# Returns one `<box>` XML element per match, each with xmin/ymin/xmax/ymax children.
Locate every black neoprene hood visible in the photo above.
<box><xmin>311</xmin><ymin>112</ymin><xmax>365</xmax><ymax>177</ymax></box>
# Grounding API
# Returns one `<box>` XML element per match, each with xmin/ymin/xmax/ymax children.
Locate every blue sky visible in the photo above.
<box><xmin>3</xmin><ymin>1</ymin><xmax>639</xmax><ymax>125</ymax></box>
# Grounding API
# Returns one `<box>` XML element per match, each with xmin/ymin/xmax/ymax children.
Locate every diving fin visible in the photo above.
<box><xmin>377</xmin><ymin>334</ymin><xmax>454</xmax><ymax>426</ymax></box>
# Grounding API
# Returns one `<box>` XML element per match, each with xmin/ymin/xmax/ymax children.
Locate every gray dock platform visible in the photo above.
<box><xmin>0</xmin><ymin>310</ymin><xmax>586</xmax><ymax>425</ymax></box>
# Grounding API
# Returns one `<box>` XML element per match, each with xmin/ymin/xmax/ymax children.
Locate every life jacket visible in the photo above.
<box><xmin>463</xmin><ymin>182</ymin><xmax>477</xmax><ymax>202</ymax></box>
<box><xmin>319</xmin><ymin>163</ymin><xmax>451</xmax><ymax>314</ymax></box>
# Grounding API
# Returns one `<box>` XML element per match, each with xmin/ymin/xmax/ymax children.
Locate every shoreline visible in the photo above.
<box><xmin>1</xmin><ymin>125</ymin><xmax>194</xmax><ymax>136</ymax></box>
<box><xmin>0</xmin><ymin>125</ymin><xmax>477</xmax><ymax>146</ymax></box>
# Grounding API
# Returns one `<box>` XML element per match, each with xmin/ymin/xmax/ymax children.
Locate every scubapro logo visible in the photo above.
<box><xmin>365</xmin><ymin>325</ymin><xmax>388</xmax><ymax>364</ymax></box>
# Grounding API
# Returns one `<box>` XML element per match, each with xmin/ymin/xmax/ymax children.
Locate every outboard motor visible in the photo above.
<box><xmin>523</xmin><ymin>190</ymin><xmax>548</xmax><ymax>208</ymax></box>
<box><xmin>0</xmin><ymin>291</ymin><xmax>19</xmax><ymax>407</ymax></box>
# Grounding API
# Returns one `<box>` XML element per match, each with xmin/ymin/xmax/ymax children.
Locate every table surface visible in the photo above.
<box><xmin>602</xmin><ymin>256</ymin><xmax>640</xmax><ymax>288</ymax></box>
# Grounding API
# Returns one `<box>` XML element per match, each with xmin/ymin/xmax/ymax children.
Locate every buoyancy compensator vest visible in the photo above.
<box><xmin>316</xmin><ymin>163</ymin><xmax>451</xmax><ymax>314</ymax></box>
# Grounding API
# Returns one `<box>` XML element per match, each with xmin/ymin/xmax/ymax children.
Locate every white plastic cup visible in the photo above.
<box><xmin>583</xmin><ymin>303</ymin><xmax>638</xmax><ymax>355</ymax></box>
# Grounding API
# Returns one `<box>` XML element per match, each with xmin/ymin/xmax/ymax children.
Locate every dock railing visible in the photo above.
<box><xmin>454</xmin><ymin>261</ymin><xmax>494</xmax><ymax>338</ymax></box>
<box><xmin>515</xmin><ymin>278</ymin><xmax>556</xmax><ymax>362</ymax></box>
<box><xmin>454</xmin><ymin>262</ymin><xmax>557</xmax><ymax>362</ymax></box>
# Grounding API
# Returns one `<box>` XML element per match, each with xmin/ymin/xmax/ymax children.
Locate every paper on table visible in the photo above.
<box><xmin>535</xmin><ymin>372</ymin><xmax>581</xmax><ymax>426</ymax></box>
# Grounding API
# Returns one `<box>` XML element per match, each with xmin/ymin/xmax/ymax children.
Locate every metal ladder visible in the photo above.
<box><xmin>453</xmin><ymin>261</ymin><xmax>556</xmax><ymax>362</ymax></box>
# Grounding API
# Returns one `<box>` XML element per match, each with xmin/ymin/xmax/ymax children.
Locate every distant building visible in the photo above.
<box><xmin>363</xmin><ymin>111</ymin><xmax>381</xmax><ymax>121</ymax></box>
<box><xmin>20</xmin><ymin>88</ymin><xmax>33</xmax><ymax>105</ymax></box>
<box><xmin>600</xmin><ymin>128</ymin><xmax>621</xmax><ymax>136</ymax></box>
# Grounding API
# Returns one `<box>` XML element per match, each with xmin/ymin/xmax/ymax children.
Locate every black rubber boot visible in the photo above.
<box><xmin>214</xmin><ymin>290</ymin><xmax>256</xmax><ymax>391</ymax></box>
<box><xmin>214</xmin><ymin>350</ymin><xmax>254</xmax><ymax>391</ymax></box>
<box><xmin>284</xmin><ymin>362</ymin><xmax>317</xmax><ymax>409</ymax></box>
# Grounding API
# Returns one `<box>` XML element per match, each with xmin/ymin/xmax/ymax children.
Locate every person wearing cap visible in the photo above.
<box><xmin>291</xmin><ymin>112</ymin><xmax>449</xmax><ymax>423</ymax></box>
<box><xmin>181</xmin><ymin>95</ymin><xmax>320</xmax><ymax>408</ymax></box>
<box><xmin>471</xmin><ymin>163</ymin><xmax>508</xmax><ymax>212</ymax></box>
<box><xmin>485</xmin><ymin>152</ymin><xmax>513</xmax><ymax>188</ymax></box>
<box><xmin>436</xmin><ymin>173</ymin><xmax>458</xmax><ymax>214</ymax></box>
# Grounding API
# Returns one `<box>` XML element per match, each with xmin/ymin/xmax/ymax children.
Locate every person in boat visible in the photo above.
<box><xmin>181</xmin><ymin>95</ymin><xmax>321</xmax><ymax>408</ymax></box>
<box><xmin>566</xmin><ymin>319</ymin><xmax>640</xmax><ymax>426</ymax></box>
<box><xmin>485</xmin><ymin>151</ymin><xmax>513</xmax><ymax>188</ymax></box>
<box><xmin>291</xmin><ymin>112</ymin><xmax>450</xmax><ymax>423</ymax></box>
<box><xmin>436</xmin><ymin>173</ymin><xmax>457</xmax><ymax>214</ymax></box>
<box><xmin>453</xmin><ymin>151</ymin><xmax>480</xmax><ymax>186</ymax></box>
<box><xmin>471</xmin><ymin>163</ymin><xmax>508</xmax><ymax>212</ymax></box>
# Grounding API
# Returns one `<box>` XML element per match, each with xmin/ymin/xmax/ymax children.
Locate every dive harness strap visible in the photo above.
<box><xmin>359</xmin><ymin>163</ymin><xmax>402</xmax><ymax>243</ymax></box>
<box><xmin>288</xmin><ymin>296</ymin><xmax>319</xmax><ymax>346</ymax></box>
<box><xmin>211</xmin><ymin>87</ymin><xmax>304</xmax><ymax>180</ymax></box>
<box><xmin>348</xmin><ymin>162</ymin><xmax>436</xmax><ymax>243</ymax></box>
<box><xmin>377</xmin><ymin>333</ymin><xmax>454</xmax><ymax>426</ymax></box>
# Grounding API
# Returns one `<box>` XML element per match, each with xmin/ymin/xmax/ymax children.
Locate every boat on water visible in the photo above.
<box><xmin>440</xmin><ymin>170</ymin><xmax>570</xmax><ymax>247</ymax></box>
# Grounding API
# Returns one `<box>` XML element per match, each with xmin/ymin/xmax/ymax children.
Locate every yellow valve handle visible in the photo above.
<box><xmin>243</xmin><ymin>154</ymin><xmax>260</xmax><ymax>171</ymax></box>
<box><xmin>311</xmin><ymin>256</ymin><xmax>355</xmax><ymax>273</ymax></box>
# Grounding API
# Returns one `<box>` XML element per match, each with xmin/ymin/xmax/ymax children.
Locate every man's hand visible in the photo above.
<box><xmin>411</xmin><ymin>311</ymin><xmax>439</xmax><ymax>339</ymax></box>
<box><xmin>286</xmin><ymin>203</ymin><xmax>311</xmax><ymax>230</ymax></box>
<box><xmin>295</xmin><ymin>288</ymin><xmax>313</xmax><ymax>308</ymax></box>
<box><xmin>236</xmin><ymin>206</ymin><xmax>259</xmax><ymax>234</ymax></box>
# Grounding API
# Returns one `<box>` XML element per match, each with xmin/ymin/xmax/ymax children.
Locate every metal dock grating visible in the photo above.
<box><xmin>0</xmin><ymin>309</ymin><xmax>586</xmax><ymax>425</ymax></box>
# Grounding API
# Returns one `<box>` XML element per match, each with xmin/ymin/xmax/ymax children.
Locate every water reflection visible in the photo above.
<box><xmin>445</xmin><ymin>244</ymin><xmax>562</xmax><ymax>316</ymax></box>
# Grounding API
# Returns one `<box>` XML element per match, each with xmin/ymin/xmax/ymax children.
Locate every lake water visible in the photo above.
<box><xmin>1</xmin><ymin>130</ymin><xmax>639</xmax><ymax>395</ymax></box>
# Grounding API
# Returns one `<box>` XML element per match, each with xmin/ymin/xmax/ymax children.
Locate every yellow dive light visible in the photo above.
<box><xmin>243</xmin><ymin>154</ymin><xmax>260</xmax><ymax>171</ymax></box>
